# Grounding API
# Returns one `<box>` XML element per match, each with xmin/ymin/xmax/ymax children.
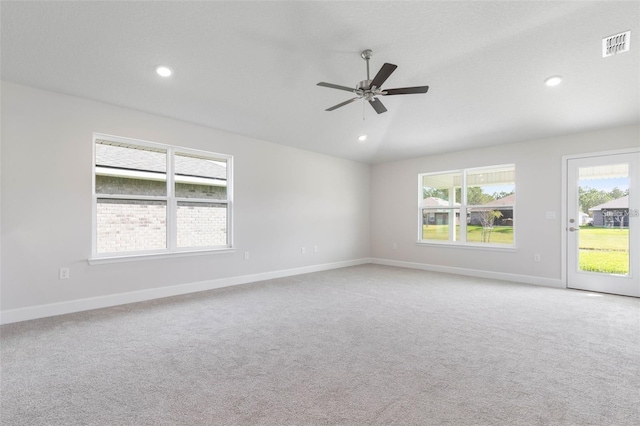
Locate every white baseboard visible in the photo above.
<box><xmin>0</xmin><ymin>257</ymin><xmax>564</xmax><ymax>325</ymax></box>
<box><xmin>0</xmin><ymin>258</ymin><xmax>371</xmax><ymax>325</ymax></box>
<box><xmin>371</xmin><ymin>258</ymin><xmax>565</xmax><ymax>289</ymax></box>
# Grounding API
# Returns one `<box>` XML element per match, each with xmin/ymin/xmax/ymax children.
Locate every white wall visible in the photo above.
<box><xmin>2</xmin><ymin>81</ymin><xmax>638</xmax><ymax>323</ymax></box>
<box><xmin>0</xmin><ymin>82</ymin><xmax>371</xmax><ymax>320</ymax></box>
<box><xmin>370</xmin><ymin>125</ymin><xmax>639</xmax><ymax>285</ymax></box>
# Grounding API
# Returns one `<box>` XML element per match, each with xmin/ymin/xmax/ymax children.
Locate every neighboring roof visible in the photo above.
<box><xmin>474</xmin><ymin>193</ymin><xmax>516</xmax><ymax>208</ymax></box>
<box><xmin>485</xmin><ymin>193</ymin><xmax>515</xmax><ymax>206</ymax></box>
<box><xmin>423</xmin><ymin>194</ymin><xmax>515</xmax><ymax>209</ymax></box>
<box><xmin>96</xmin><ymin>141</ymin><xmax>227</xmax><ymax>180</ymax></box>
<box><xmin>422</xmin><ymin>197</ymin><xmax>459</xmax><ymax>208</ymax></box>
<box><xmin>589</xmin><ymin>196</ymin><xmax>629</xmax><ymax>211</ymax></box>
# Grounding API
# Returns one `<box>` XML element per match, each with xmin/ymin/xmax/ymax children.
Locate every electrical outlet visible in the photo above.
<box><xmin>314</xmin><ymin>246</ymin><xmax>318</xmax><ymax>253</ymax></box>
<box><xmin>392</xmin><ymin>243</ymin><xmax>398</xmax><ymax>250</ymax></box>
<box><xmin>534</xmin><ymin>254</ymin><xmax>541</xmax><ymax>262</ymax></box>
<box><xmin>301</xmin><ymin>247</ymin><xmax>306</xmax><ymax>254</ymax></box>
<box><xmin>244</xmin><ymin>251</ymin><xmax>250</xmax><ymax>260</ymax></box>
<box><xmin>59</xmin><ymin>267</ymin><xmax>70</xmax><ymax>280</ymax></box>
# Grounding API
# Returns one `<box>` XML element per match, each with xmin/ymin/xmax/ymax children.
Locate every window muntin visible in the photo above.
<box><xmin>93</xmin><ymin>134</ymin><xmax>233</xmax><ymax>258</ymax></box>
<box><xmin>419</xmin><ymin>165</ymin><xmax>515</xmax><ymax>246</ymax></box>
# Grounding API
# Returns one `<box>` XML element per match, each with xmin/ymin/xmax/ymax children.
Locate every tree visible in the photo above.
<box><xmin>467</xmin><ymin>186</ymin><xmax>494</xmax><ymax>205</ymax></box>
<box><xmin>477</xmin><ymin>209</ymin><xmax>503</xmax><ymax>242</ymax></box>
<box><xmin>609</xmin><ymin>187</ymin><xmax>628</xmax><ymax>200</ymax></box>
<box><xmin>492</xmin><ymin>190</ymin><xmax>515</xmax><ymax>200</ymax></box>
<box><xmin>578</xmin><ymin>186</ymin><xmax>628</xmax><ymax>214</ymax></box>
<box><xmin>423</xmin><ymin>188</ymin><xmax>449</xmax><ymax>200</ymax></box>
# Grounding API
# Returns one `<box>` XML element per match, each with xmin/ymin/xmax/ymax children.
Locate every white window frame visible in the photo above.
<box><xmin>90</xmin><ymin>133</ymin><xmax>234</xmax><ymax>264</ymax></box>
<box><xmin>417</xmin><ymin>164</ymin><xmax>516</xmax><ymax>249</ymax></box>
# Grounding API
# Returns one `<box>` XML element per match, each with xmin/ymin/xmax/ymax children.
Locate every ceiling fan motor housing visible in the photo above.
<box><xmin>357</xmin><ymin>79</ymin><xmax>371</xmax><ymax>90</ymax></box>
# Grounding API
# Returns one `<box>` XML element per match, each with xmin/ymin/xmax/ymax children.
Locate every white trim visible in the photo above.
<box><xmin>415</xmin><ymin>241</ymin><xmax>518</xmax><ymax>252</ymax></box>
<box><xmin>371</xmin><ymin>258</ymin><xmax>563</xmax><ymax>289</ymax></box>
<box><xmin>97</xmin><ymin>194</ymin><xmax>169</xmax><ymax>201</ymax></box>
<box><xmin>561</xmin><ymin>155</ymin><xmax>568</xmax><ymax>288</ymax></box>
<box><xmin>0</xmin><ymin>258</ymin><xmax>372</xmax><ymax>325</ymax></box>
<box><xmin>92</xmin><ymin>133</ymin><xmax>233</xmax><ymax>259</ymax></box>
<box><xmin>91</xmin><ymin>137</ymin><xmax>97</xmax><ymax>259</ymax></box>
<box><xmin>166</xmin><ymin>146</ymin><xmax>176</xmax><ymax>251</ymax></box>
<box><xmin>418</xmin><ymin>164</ymin><xmax>516</xmax><ymax>247</ymax></box>
<box><xmin>88</xmin><ymin>247</ymin><xmax>236</xmax><ymax>265</ymax></box>
<box><xmin>226</xmin><ymin>156</ymin><xmax>234</xmax><ymax>248</ymax></box>
<box><xmin>561</xmin><ymin>147</ymin><xmax>640</xmax><ymax>289</ymax></box>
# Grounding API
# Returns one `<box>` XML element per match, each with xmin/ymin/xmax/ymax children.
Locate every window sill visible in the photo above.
<box><xmin>88</xmin><ymin>248</ymin><xmax>235</xmax><ymax>265</ymax></box>
<box><xmin>416</xmin><ymin>241</ymin><xmax>517</xmax><ymax>252</ymax></box>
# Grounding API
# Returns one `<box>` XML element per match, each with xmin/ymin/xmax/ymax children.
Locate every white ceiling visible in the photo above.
<box><xmin>2</xmin><ymin>1</ymin><xmax>638</xmax><ymax>164</ymax></box>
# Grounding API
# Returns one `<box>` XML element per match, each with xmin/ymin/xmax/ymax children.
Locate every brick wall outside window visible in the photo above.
<box><xmin>96</xmin><ymin>176</ymin><xmax>227</xmax><ymax>253</ymax></box>
<box><xmin>96</xmin><ymin>199</ymin><xmax>167</xmax><ymax>253</ymax></box>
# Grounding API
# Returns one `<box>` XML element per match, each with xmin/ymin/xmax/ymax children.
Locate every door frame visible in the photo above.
<box><xmin>561</xmin><ymin>148</ymin><xmax>640</xmax><ymax>291</ymax></box>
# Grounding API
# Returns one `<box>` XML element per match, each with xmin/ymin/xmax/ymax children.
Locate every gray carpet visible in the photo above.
<box><xmin>1</xmin><ymin>264</ymin><xmax>639</xmax><ymax>425</ymax></box>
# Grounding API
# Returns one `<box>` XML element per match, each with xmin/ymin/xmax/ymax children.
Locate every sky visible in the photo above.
<box><xmin>579</xmin><ymin>177</ymin><xmax>629</xmax><ymax>192</ymax></box>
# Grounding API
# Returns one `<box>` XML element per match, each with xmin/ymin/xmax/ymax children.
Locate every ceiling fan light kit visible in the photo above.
<box><xmin>317</xmin><ymin>49</ymin><xmax>429</xmax><ymax>114</ymax></box>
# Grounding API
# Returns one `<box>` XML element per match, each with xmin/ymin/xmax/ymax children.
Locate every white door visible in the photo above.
<box><xmin>566</xmin><ymin>151</ymin><xmax>640</xmax><ymax>297</ymax></box>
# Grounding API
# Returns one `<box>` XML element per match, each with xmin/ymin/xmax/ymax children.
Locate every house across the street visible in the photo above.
<box><xmin>589</xmin><ymin>195</ymin><xmax>629</xmax><ymax>227</ymax></box>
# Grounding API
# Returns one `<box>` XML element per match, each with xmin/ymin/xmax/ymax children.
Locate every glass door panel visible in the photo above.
<box><xmin>567</xmin><ymin>151</ymin><xmax>639</xmax><ymax>297</ymax></box>
<box><xmin>577</xmin><ymin>164</ymin><xmax>629</xmax><ymax>275</ymax></box>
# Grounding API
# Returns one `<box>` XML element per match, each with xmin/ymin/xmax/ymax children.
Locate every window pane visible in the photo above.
<box><xmin>422</xmin><ymin>209</ymin><xmax>460</xmax><ymax>241</ymax></box>
<box><xmin>96</xmin><ymin>199</ymin><xmax>166</xmax><ymax>253</ymax></box>
<box><xmin>177</xmin><ymin>202</ymin><xmax>227</xmax><ymax>248</ymax></box>
<box><xmin>467</xmin><ymin>208</ymin><xmax>514</xmax><ymax>244</ymax></box>
<box><xmin>466</xmin><ymin>166</ymin><xmax>515</xmax><ymax>205</ymax></box>
<box><xmin>95</xmin><ymin>141</ymin><xmax>167</xmax><ymax>196</ymax></box>
<box><xmin>578</xmin><ymin>164</ymin><xmax>629</xmax><ymax>275</ymax></box>
<box><xmin>422</xmin><ymin>172</ymin><xmax>461</xmax><ymax>205</ymax></box>
<box><xmin>175</xmin><ymin>154</ymin><xmax>227</xmax><ymax>199</ymax></box>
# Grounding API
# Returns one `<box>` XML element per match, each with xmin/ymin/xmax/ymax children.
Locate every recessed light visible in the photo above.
<box><xmin>544</xmin><ymin>75</ymin><xmax>562</xmax><ymax>87</ymax></box>
<box><xmin>155</xmin><ymin>66</ymin><xmax>173</xmax><ymax>77</ymax></box>
<box><xmin>358</xmin><ymin>134</ymin><xmax>367</xmax><ymax>142</ymax></box>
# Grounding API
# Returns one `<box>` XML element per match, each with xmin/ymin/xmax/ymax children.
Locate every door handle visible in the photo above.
<box><xmin>569</xmin><ymin>227</ymin><xmax>579</xmax><ymax>232</ymax></box>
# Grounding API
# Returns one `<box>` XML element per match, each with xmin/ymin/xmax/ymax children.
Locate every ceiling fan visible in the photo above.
<box><xmin>317</xmin><ymin>49</ymin><xmax>429</xmax><ymax>114</ymax></box>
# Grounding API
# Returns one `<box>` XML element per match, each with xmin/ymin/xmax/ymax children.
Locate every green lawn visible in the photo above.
<box><xmin>421</xmin><ymin>224</ymin><xmax>629</xmax><ymax>275</ymax></box>
<box><xmin>578</xmin><ymin>226</ymin><xmax>628</xmax><ymax>251</ymax></box>
<box><xmin>579</xmin><ymin>226</ymin><xmax>629</xmax><ymax>274</ymax></box>
<box><xmin>422</xmin><ymin>225</ymin><xmax>513</xmax><ymax>244</ymax></box>
<box><xmin>466</xmin><ymin>226</ymin><xmax>514</xmax><ymax>244</ymax></box>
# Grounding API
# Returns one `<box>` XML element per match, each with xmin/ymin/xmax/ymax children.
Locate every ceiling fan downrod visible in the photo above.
<box><xmin>361</xmin><ymin>49</ymin><xmax>373</xmax><ymax>81</ymax></box>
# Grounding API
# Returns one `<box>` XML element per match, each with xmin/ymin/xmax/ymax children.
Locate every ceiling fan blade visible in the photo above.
<box><xmin>383</xmin><ymin>86</ymin><xmax>430</xmax><ymax>95</ymax></box>
<box><xmin>317</xmin><ymin>82</ymin><xmax>356</xmax><ymax>93</ymax></box>
<box><xmin>369</xmin><ymin>63</ymin><xmax>397</xmax><ymax>89</ymax></box>
<box><xmin>369</xmin><ymin>97</ymin><xmax>387</xmax><ymax>114</ymax></box>
<box><xmin>325</xmin><ymin>97</ymin><xmax>360</xmax><ymax>111</ymax></box>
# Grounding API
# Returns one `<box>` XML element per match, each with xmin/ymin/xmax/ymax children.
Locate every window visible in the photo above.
<box><xmin>419</xmin><ymin>165</ymin><xmax>515</xmax><ymax>246</ymax></box>
<box><xmin>92</xmin><ymin>134</ymin><xmax>232</xmax><ymax>259</ymax></box>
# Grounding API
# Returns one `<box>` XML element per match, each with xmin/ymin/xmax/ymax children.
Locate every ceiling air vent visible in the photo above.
<box><xmin>602</xmin><ymin>31</ymin><xmax>630</xmax><ymax>57</ymax></box>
